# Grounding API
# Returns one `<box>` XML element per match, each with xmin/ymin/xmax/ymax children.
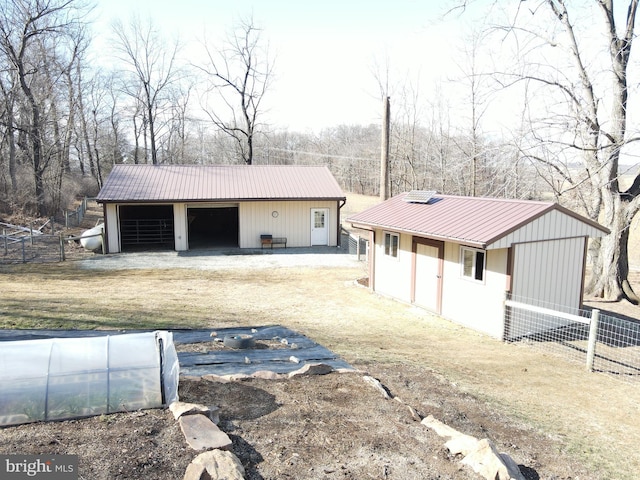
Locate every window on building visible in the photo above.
<box><xmin>384</xmin><ymin>232</ymin><xmax>399</xmax><ymax>258</ymax></box>
<box><xmin>461</xmin><ymin>247</ymin><xmax>485</xmax><ymax>282</ymax></box>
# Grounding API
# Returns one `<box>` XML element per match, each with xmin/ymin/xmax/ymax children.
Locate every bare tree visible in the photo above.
<box><xmin>485</xmin><ymin>0</ymin><xmax>640</xmax><ymax>303</ymax></box>
<box><xmin>0</xmin><ymin>0</ymin><xmax>89</xmax><ymax>215</ymax></box>
<box><xmin>196</xmin><ymin>16</ymin><xmax>273</xmax><ymax>165</ymax></box>
<box><xmin>111</xmin><ymin>15</ymin><xmax>180</xmax><ymax>165</ymax></box>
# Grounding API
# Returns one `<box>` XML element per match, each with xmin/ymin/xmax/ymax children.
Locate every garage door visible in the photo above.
<box><xmin>119</xmin><ymin>205</ymin><xmax>175</xmax><ymax>251</ymax></box>
<box><xmin>187</xmin><ymin>206</ymin><xmax>239</xmax><ymax>248</ymax></box>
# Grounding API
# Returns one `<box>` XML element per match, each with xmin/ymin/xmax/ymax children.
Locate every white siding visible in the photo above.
<box><xmin>440</xmin><ymin>244</ymin><xmax>509</xmax><ymax>338</ymax></box>
<box><xmin>489</xmin><ymin>210</ymin><xmax>604</xmax><ymax>249</ymax></box>
<box><xmin>372</xmin><ymin>230</ymin><xmax>413</xmax><ymax>303</ymax></box>
<box><xmin>239</xmin><ymin>200</ymin><xmax>339</xmax><ymax>248</ymax></box>
<box><xmin>173</xmin><ymin>203</ymin><xmax>188</xmax><ymax>251</ymax></box>
<box><xmin>105</xmin><ymin>204</ymin><xmax>120</xmax><ymax>253</ymax></box>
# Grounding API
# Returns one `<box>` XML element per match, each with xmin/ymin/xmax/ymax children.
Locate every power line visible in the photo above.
<box><xmin>266</xmin><ymin>147</ymin><xmax>377</xmax><ymax>163</ymax></box>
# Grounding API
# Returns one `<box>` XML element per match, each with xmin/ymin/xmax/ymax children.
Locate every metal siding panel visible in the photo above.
<box><xmin>513</xmin><ymin>238</ymin><xmax>585</xmax><ymax>310</ymax></box>
<box><xmin>239</xmin><ymin>200</ymin><xmax>337</xmax><ymax>248</ymax></box>
<box><xmin>174</xmin><ymin>203</ymin><xmax>188</xmax><ymax>251</ymax></box>
<box><xmin>106</xmin><ymin>204</ymin><xmax>119</xmax><ymax>253</ymax></box>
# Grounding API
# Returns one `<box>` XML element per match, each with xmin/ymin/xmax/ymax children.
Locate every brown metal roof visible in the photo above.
<box><xmin>347</xmin><ymin>192</ymin><xmax>609</xmax><ymax>248</ymax></box>
<box><xmin>96</xmin><ymin>165</ymin><xmax>346</xmax><ymax>203</ymax></box>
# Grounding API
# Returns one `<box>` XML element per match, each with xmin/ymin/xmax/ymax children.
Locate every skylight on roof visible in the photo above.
<box><xmin>403</xmin><ymin>190</ymin><xmax>437</xmax><ymax>204</ymax></box>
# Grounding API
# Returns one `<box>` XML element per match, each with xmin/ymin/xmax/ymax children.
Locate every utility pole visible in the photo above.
<box><xmin>380</xmin><ymin>96</ymin><xmax>390</xmax><ymax>200</ymax></box>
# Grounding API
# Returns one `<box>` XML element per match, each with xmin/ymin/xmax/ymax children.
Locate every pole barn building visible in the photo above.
<box><xmin>347</xmin><ymin>191</ymin><xmax>609</xmax><ymax>340</ymax></box>
<box><xmin>96</xmin><ymin>164</ymin><xmax>346</xmax><ymax>253</ymax></box>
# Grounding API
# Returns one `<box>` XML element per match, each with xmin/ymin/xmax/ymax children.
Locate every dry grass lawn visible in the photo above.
<box><xmin>1</xmin><ymin>261</ymin><xmax>639</xmax><ymax>478</ymax></box>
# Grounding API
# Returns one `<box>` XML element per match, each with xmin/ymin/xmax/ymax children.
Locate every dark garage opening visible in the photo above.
<box><xmin>188</xmin><ymin>207</ymin><xmax>239</xmax><ymax>249</ymax></box>
<box><xmin>119</xmin><ymin>205</ymin><xmax>175</xmax><ymax>251</ymax></box>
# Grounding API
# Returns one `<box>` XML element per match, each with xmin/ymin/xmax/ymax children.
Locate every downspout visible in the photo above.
<box><xmin>337</xmin><ymin>198</ymin><xmax>346</xmax><ymax>247</ymax></box>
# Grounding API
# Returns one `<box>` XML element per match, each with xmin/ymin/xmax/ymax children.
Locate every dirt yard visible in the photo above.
<box><xmin>1</xmin><ymin>258</ymin><xmax>639</xmax><ymax>480</ymax></box>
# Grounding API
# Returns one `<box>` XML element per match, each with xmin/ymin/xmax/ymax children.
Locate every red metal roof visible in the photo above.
<box><xmin>347</xmin><ymin>192</ymin><xmax>608</xmax><ymax>248</ymax></box>
<box><xmin>96</xmin><ymin>165</ymin><xmax>346</xmax><ymax>202</ymax></box>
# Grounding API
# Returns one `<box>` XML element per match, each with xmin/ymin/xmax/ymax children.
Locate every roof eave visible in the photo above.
<box><xmin>348</xmin><ymin>220</ymin><xmax>486</xmax><ymax>248</ymax></box>
<box><xmin>98</xmin><ymin>196</ymin><xmax>347</xmax><ymax>204</ymax></box>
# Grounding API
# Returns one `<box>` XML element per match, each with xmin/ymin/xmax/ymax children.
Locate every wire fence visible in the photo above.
<box><xmin>0</xmin><ymin>233</ymin><xmax>99</xmax><ymax>264</ymax></box>
<box><xmin>0</xmin><ymin>197</ymin><xmax>103</xmax><ymax>265</ymax></box>
<box><xmin>504</xmin><ymin>293</ymin><xmax>640</xmax><ymax>382</ymax></box>
<box><xmin>341</xmin><ymin>228</ymin><xmax>368</xmax><ymax>261</ymax></box>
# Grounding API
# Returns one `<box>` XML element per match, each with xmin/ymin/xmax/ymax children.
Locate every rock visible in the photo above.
<box><xmin>445</xmin><ymin>434</ymin><xmax>481</xmax><ymax>456</ymax></box>
<box><xmin>178</xmin><ymin>414</ymin><xmax>233</xmax><ymax>451</ymax></box>
<box><xmin>362</xmin><ymin>375</ymin><xmax>391</xmax><ymax>399</ymax></box>
<box><xmin>421</xmin><ymin>415</ymin><xmax>466</xmax><ymax>439</ymax></box>
<box><xmin>406</xmin><ymin>404</ymin><xmax>422</xmax><ymax>422</ymax></box>
<box><xmin>460</xmin><ymin>438</ymin><xmax>525</xmax><ymax>480</ymax></box>
<box><xmin>170</xmin><ymin>402</ymin><xmax>220</xmax><ymax>424</ymax></box>
<box><xmin>183</xmin><ymin>450</ymin><xmax>245</xmax><ymax>480</ymax></box>
<box><xmin>202</xmin><ymin>374</ymin><xmax>230</xmax><ymax>384</ymax></box>
<box><xmin>251</xmin><ymin>370</ymin><xmax>281</xmax><ymax>380</ymax></box>
<box><xmin>288</xmin><ymin>363</ymin><xmax>333</xmax><ymax>378</ymax></box>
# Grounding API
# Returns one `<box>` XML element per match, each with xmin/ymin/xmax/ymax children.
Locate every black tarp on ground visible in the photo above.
<box><xmin>0</xmin><ymin>325</ymin><xmax>352</xmax><ymax>376</ymax></box>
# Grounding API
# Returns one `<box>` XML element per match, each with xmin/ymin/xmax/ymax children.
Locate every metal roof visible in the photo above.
<box><xmin>347</xmin><ymin>192</ymin><xmax>609</xmax><ymax>248</ymax></box>
<box><xmin>96</xmin><ymin>164</ymin><xmax>346</xmax><ymax>203</ymax></box>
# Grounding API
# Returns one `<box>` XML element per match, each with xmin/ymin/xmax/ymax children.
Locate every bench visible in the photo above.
<box><xmin>260</xmin><ymin>234</ymin><xmax>287</xmax><ymax>249</ymax></box>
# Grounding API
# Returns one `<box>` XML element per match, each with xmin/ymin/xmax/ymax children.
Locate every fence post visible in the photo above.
<box><xmin>30</xmin><ymin>222</ymin><xmax>34</xmax><ymax>246</ymax></box>
<box><xmin>21</xmin><ymin>237</ymin><xmax>26</xmax><ymax>263</ymax></box>
<box><xmin>586</xmin><ymin>309</ymin><xmax>600</xmax><ymax>372</ymax></box>
<box><xmin>59</xmin><ymin>232</ymin><xmax>66</xmax><ymax>261</ymax></box>
<box><xmin>65</xmin><ymin>210</ymin><xmax>69</xmax><ymax>228</ymax></box>
<box><xmin>3</xmin><ymin>229</ymin><xmax>6</xmax><ymax>255</ymax></box>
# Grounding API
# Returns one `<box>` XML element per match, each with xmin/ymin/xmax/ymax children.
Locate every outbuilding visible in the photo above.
<box><xmin>347</xmin><ymin>191</ymin><xmax>609</xmax><ymax>339</ymax></box>
<box><xmin>96</xmin><ymin>164</ymin><xmax>346</xmax><ymax>253</ymax></box>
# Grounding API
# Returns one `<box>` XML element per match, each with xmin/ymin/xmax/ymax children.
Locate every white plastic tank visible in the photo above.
<box><xmin>79</xmin><ymin>224</ymin><xmax>104</xmax><ymax>252</ymax></box>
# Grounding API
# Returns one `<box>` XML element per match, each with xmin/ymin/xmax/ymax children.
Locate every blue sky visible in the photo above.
<box><xmin>93</xmin><ymin>0</ymin><xmax>480</xmax><ymax>131</ymax></box>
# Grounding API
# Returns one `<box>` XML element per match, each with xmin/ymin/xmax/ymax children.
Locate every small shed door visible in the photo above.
<box><xmin>412</xmin><ymin>238</ymin><xmax>444</xmax><ymax>314</ymax></box>
<box><xmin>311</xmin><ymin>208</ymin><xmax>329</xmax><ymax>245</ymax></box>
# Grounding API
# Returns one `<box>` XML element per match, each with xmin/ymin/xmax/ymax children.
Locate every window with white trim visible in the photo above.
<box><xmin>461</xmin><ymin>247</ymin><xmax>485</xmax><ymax>282</ymax></box>
<box><xmin>384</xmin><ymin>232</ymin><xmax>399</xmax><ymax>258</ymax></box>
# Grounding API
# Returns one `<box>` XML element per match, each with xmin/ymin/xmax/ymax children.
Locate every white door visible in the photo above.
<box><xmin>311</xmin><ymin>208</ymin><xmax>329</xmax><ymax>245</ymax></box>
<box><xmin>414</xmin><ymin>243</ymin><xmax>440</xmax><ymax>312</ymax></box>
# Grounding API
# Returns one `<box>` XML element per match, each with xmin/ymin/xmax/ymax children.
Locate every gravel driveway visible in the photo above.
<box><xmin>77</xmin><ymin>246</ymin><xmax>363</xmax><ymax>271</ymax></box>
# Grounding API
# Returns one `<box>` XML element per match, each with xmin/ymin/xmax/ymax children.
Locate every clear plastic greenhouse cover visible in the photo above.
<box><xmin>0</xmin><ymin>331</ymin><xmax>179</xmax><ymax>427</ymax></box>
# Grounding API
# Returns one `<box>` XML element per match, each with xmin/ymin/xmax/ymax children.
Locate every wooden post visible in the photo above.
<box><xmin>3</xmin><ymin>229</ymin><xmax>6</xmax><ymax>255</ymax></box>
<box><xmin>59</xmin><ymin>232</ymin><xmax>66</xmax><ymax>261</ymax></box>
<box><xmin>21</xmin><ymin>237</ymin><xmax>26</xmax><ymax>263</ymax></box>
<box><xmin>380</xmin><ymin>96</ymin><xmax>390</xmax><ymax>201</ymax></box>
<box><xmin>586</xmin><ymin>309</ymin><xmax>600</xmax><ymax>372</ymax></box>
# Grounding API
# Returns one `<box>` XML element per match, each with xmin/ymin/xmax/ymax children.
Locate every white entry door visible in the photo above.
<box><xmin>311</xmin><ymin>208</ymin><xmax>329</xmax><ymax>245</ymax></box>
<box><xmin>414</xmin><ymin>243</ymin><xmax>440</xmax><ymax>312</ymax></box>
